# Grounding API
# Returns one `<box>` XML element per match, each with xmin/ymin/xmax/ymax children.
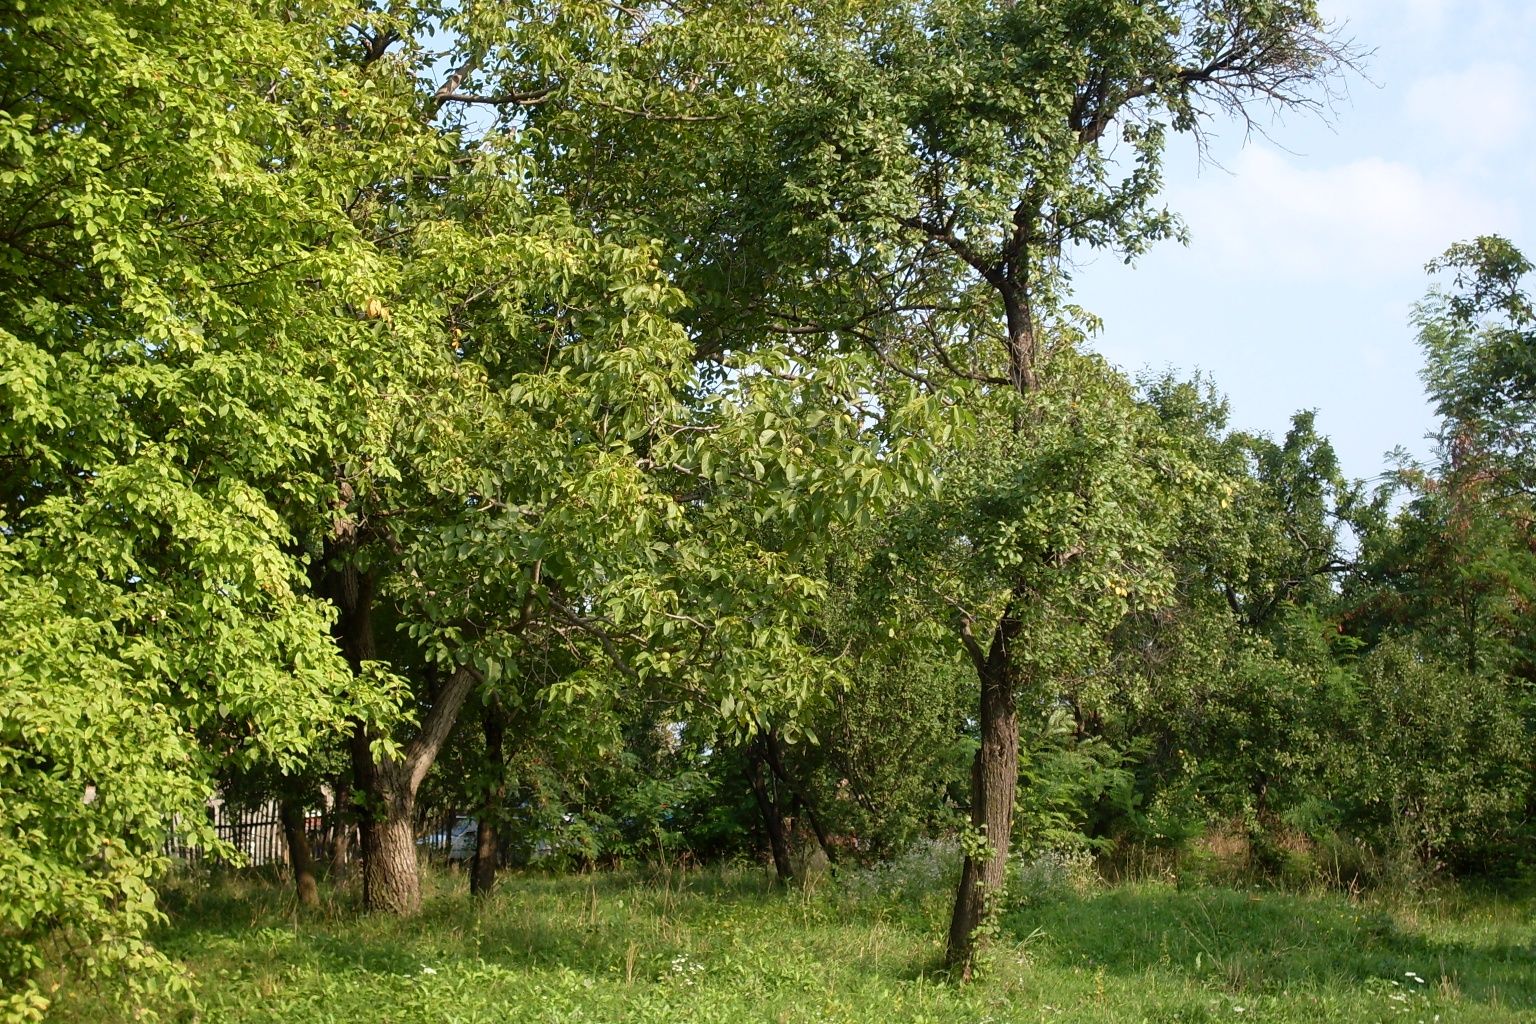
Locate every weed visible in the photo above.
<box><xmin>44</xmin><ymin>864</ymin><xmax>1536</xmax><ymax>1024</ymax></box>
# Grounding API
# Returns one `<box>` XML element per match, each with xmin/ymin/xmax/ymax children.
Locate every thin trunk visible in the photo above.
<box><xmin>329</xmin><ymin>778</ymin><xmax>354</xmax><ymax>873</ymax></box>
<box><xmin>471</xmin><ymin>700</ymin><xmax>507</xmax><ymax>897</ymax></box>
<box><xmin>328</xmin><ymin>560</ymin><xmax>391</xmax><ymax>908</ymax></box>
<box><xmin>763</xmin><ymin>730</ymin><xmax>836</xmax><ymax>864</ymax></box>
<box><xmin>946</xmin><ymin>606</ymin><xmax>1022</xmax><ymax>978</ymax></box>
<box><xmin>746</xmin><ymin>742</ymin><xmax>794</xmax><ymax>883</ymax></box>
<box><xmin>471</xmin><ymin>818</ymin><xmax>500</xmax><ymax>896</ymax></box>
<box><xmin>279</xmin><ymin>797</ymin><xmax>320</xmax><ymax>908</ymax></box>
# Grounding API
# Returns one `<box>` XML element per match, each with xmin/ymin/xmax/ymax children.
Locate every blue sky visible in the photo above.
<box><xmin>1075</xmin><ymin>0</ymin><xmax>1534</xmax><ymax>482</ymax></box>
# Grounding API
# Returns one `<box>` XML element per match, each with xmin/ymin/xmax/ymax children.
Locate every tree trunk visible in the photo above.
<box><xmin>763</xmin><ymin>730</ymin><xmax>837</xmax><ymax>864</ymax></box>
<box><xmin>471</xmin><ymin>700</ymin><xmax>507</xmax><ymax>897</ymax></box>
<box><xmin>329</xmin><ymin>558</ymin><xmax>379</xmax><ymax>885</ymax></box>
<box><xmin>947</xmin><ymin>284</ymin><xmax>1036</xmax><ymax>977</ymax></box>
<box><xmin>329</xmin><ymin>778</ymin><xmax>354</xmax><ymax>874</ymax></box>
<box><xmin>946</xmin><ymin>608</ymin><xmax>1023</xmax><ymax>978</ymax></box>
<box><xmin>471</xmin><ymin>818</ymin><xmax>500</xmax><ymax>895</ymax></box>
<box><xmin>279</xmin><ymin>797</ymin><xmax>320</xmax><ymax>908</ymax></box>
<box><xmin>351</xmin><ymin>665</ymin><xmax>481</xmax><ymax>914</ymax></box>
<box><xmin>361</xmin><ymin>764</ymin><xmax>421</xmax><ymax>915</ymax></box>
<box><xmin>323</xmin><ymin>555</ymin><xmax>483</xmax><ymax>914</ymax></box>
<box><xmin>746</xmin><ymin>741</ymin><xmax>794</xmax><ymax>883</ymax></box>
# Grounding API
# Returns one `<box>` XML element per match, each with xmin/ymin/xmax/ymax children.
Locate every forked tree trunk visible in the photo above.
<box><xmin>279</xmin><ymin>797</ymin><xmax>320</xmax><ymax>908</ymax></box>
<box><xmin>946</xmin><ymin>601</ymin><xmax>1024</xmax><ymax>978</ymax></box>
<box><xmin>322</xmin><ymin>553</ymin><xmax>484</xmax><ymax>914</ymax></box>
<box><xmin>746</xmin><ymin>741</ymin><xmax>794</xmax><ymax>883</ymax></box>
<box><xmin>351</xmin><ymin>665</ymin><xmax>481</xmax><ymax>914</ymax></box>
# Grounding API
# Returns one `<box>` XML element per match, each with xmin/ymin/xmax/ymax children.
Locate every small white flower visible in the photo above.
<box><xmin>420</xmin><ymin>966</ymin><xmax>437</xmax><ymax>975</ymax></box>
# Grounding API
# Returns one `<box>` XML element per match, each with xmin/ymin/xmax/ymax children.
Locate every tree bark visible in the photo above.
<box><xmin>762</xmin><ymin>730</ymin><xmax>837</xmax><ymax>865</ymax></box>
<box><xmin>323</xmin><ymin>557</ymin><xmax>483</xmax><ymax>914</ymax></box>
<box><xmin>352</xmin><ymin>664</ymin><xmax>481</xmax><ymax>914</ymax></box>
<box><xmin>471</xmin><ymin>817</ymin><xmax>500</xmax><ymax>896</ymax></box>
<box><xmin>361</xmin><ymin>762</ymin><xmax>422</xmax><ymax>914</ymax></box>
<box><xmin>746</xmin><ymin>740</ymin><xmax>794</xmax><ymax>883</ymax></box>
<box><xmin>279</xmin><ymin>797</ymin><xmax>320</xmax><ymax>908</ymax></box>
<box><xmin>470</xmin><ymin>699</ymin><xmax>507</xmax><ymax>897</ymax></box>
<box><xmin>945</xmin><ymin>602</ymin><xmax>1023</xmax><ymax>978</ymax></box>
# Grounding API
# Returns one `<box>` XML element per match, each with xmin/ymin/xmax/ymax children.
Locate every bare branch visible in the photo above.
<box><xmin>547</xmin><ymin>594</ymin><xmax>643</xmax><ymax>682</ymax></box>
<box><xmin>436</xmin><ymin>86</ymin><xmax>556</xmax><ymax>108</ymax></box>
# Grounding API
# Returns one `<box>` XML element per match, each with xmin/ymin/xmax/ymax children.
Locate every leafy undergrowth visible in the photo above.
<box><xmin>49</xmin><ymin>859</ymin><xmax>1536</xmax><ymax>1024</ymax></box>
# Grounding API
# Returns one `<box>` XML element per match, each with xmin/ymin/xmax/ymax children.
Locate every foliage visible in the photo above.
<box><xmin>789</xmin><ymin>586</ymin><xmax>974</xmax><ymax>856</ymax></box>
<box><xmin>1013</xmin><ymin>710</ymin><xmax>1137</xmax><ymax>858</ymax></box>
<box><xmin>1336</xmin><ymin>240</ymin><xmax>1536</xmax><ymax>869</ymax></box>
<box><xmin>5</xmin><ymin>0</ymin><xmax>1535</xmax><ymax>1008</ymax></box>
<box><xmin>1322</xmin><ymin>641</ymin><xmax>1530</xmax><ymax>874</ymax></box>
<box><xmin>0</xmin><ymin>0</ymin><xmax>422</xmax><ymax>1013</ymax></box>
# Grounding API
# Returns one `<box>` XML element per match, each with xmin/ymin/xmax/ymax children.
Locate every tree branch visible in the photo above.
<box><xmin>404</xmin><ymin>664</ymin><xmax>482</xmax><ymax>793</ymax></box>
<box><xmin>547</xmin><ymin>594</ymin><xmax>643</xmax><ymax>682</ymax></box>
<box><xmin>436</xmin><ymin>86</ymin><xmax>556</xmax><ymax>108</ymax></box>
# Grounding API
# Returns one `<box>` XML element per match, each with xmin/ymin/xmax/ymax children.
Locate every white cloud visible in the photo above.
<box><xmin>1169</xmin><ymin>147</ymin><xmax>1508</xmax><ymax>281</ymax></box>
<box><xmin>1327</xmin><ymin>0</ymin><xmax>1536</xmax><ymax>64</ymax></box>
<box><xmin>1405</xmin><ymin>63</ymin><xmax>1530</xmax><ymax>153</ymax></box>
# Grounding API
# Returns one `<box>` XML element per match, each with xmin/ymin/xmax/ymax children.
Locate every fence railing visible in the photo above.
<box><xmin>165</xmin><ymin>799</ymin><xmax>464</xmax><ymax>867</ymax></box>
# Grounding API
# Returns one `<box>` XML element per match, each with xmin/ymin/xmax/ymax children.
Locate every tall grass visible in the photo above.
<box><xmin>49</xmin><ymin>855</ymin><xmax>1536</xmax><ymax>1024</ymax></box>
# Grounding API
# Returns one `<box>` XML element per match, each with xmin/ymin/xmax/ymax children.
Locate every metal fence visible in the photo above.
<box><xmin>165</xmin><ymin>798</ymin><xmax>464</xmax><ymax>867</ymax></box>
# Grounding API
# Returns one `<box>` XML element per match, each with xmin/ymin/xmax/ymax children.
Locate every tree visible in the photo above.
<box><xmin>1334</xmin><ymin>238</ymin><xmax>1536</xmax><ymax>868</ymax></box>
<box><xmin>282</xmin><ymin>0</ymin><xmax>955</xmax><ymax>913</ymax></box>
<box><xmin>1346</xmin><ymin>240</ymin><xmax>1536</xmax><ymax>675</ymax></box>
<box><xmin>751</xmin><ymin>0</ymin><xmax>1356</xmax><ymax>973</ymax></box>
<box><xmin>0</xmin><ymin>0</ymin><xmax>426</xmax><ymax>1014</ymax></box>
<box><xmin>533</xmin><ymin>0</ymin><xmax>1355</xmax><ymax>971</ymax></box>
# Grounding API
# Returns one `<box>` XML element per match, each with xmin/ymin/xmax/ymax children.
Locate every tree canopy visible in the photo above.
<box><xmin>4</xmin><ymin>1</ymin><xmax>1534</xmax><ymax>1020</ymax></box>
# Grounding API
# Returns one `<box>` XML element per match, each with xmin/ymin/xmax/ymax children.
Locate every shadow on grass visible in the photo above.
<box><xmin>155</xmin><ymin>864</ymin><xmax>799</xmax><ymax>983</ymax></box>
<box><xmin>1005</xmin><ymin>885</ymin><xmax>1536</xmax><ymax>1012</ymax></box>
<box><xmin>152</xmin><ymin>867</ymin><xmax>1536</xmax><ymax>1017</ymax></box>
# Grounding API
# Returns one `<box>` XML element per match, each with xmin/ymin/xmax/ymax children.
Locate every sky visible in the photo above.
<box><xmin>1074</xmin><ymin>0</ymin><xmax>1535</xmax><ymax>483</ymax></box>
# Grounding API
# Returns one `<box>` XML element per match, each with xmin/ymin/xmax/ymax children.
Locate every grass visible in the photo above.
<box><xmin>49</xmin><ymin>852</ymin><xmax>1536</xmax><ymax>1024</ymax></box>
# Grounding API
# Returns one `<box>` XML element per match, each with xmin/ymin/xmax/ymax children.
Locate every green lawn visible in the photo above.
<box><xmin>52</xmin><ymin>859</ymin><xmax>1536</xmax><ymax>1023</ymax></box>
